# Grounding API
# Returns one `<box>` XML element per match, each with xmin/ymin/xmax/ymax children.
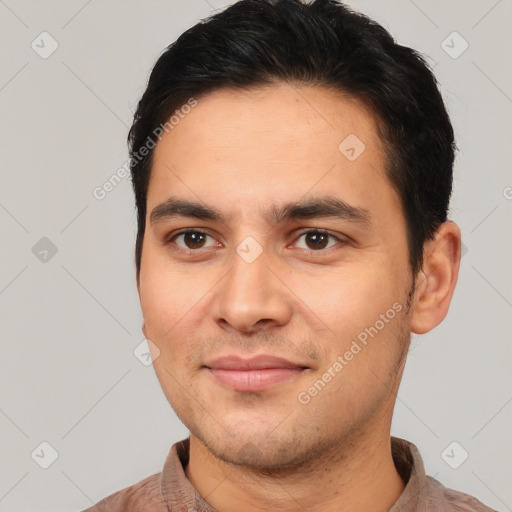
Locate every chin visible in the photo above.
<box><xmin>190</xmin><ymin>419</ymin><xmax>324</xmax><ymax>472</ymax></box>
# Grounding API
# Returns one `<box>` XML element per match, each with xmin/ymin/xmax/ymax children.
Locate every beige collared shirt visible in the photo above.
<box><xmin>81</xmin><ymin>436</ymin><xmax>497</xmax><ymax>511</ymax></box>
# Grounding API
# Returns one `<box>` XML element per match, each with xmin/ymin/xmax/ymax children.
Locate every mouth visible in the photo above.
<box><xmin>204</xmin><ymin>355</ymin><xmax>309</xmax><ymax>392</ymax></box>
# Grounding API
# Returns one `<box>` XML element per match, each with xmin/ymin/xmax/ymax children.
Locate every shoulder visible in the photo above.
<box><xmin>390</xmin><ymin>437</ymin><xmax>498</xmax><ymax>512</ymax></box>
<box><xmin>422</xmin><ymin>476</ymin><xmax>498</xmax><ymax>512</ymax></box>
<box><xmin>80</xmin><ymin>472</ymin><xmax>168</xmax><ymax>512</ymax></box>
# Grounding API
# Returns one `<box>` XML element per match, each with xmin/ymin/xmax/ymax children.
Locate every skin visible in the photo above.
<box><xmin>137</xmin><ymin>83</ymin><xmax>461</xmax><ymax>512</ymax></box>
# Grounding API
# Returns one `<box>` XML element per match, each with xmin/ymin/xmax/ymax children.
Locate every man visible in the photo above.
<box><xmin>84</xmin><ymin>0</ymin><xmax>497</xmax><ymax>510</ymax></box>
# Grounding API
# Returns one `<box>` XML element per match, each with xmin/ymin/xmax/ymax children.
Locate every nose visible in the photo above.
<box><xmin>210</xmin><ymin>247</ymin><xmax>293</xmax><ymax>334</ymax></box>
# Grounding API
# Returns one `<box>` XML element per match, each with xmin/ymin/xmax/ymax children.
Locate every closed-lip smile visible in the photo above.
<box><xmin>204</xmin><ymin>355</ymin><xmax>308</xmax><ymax>392</ymax></box>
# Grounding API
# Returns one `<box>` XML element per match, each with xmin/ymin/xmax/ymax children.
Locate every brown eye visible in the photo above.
<box><xmin>173</xmin><ymin>230</ymin><xmax>217</xmax><ymax>250</ymax></box>
<box><xmin>183</xmin><ymin>232</ymin><xmax>206</xmax><ymax>249</ymax></box>
<box><xmin>304</xmin><ymin>232</ymin><xmax>329</xmax><ymax>249</ymax></box>
<box><xmin>294</xmin><ymin>230</ymin><xmax>340</xmax><ymax>251</ymax></box>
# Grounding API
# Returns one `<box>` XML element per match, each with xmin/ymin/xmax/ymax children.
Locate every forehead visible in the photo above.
<box><xmin>148</xmin><ymin>84</ymin><xmax>396</xmax><ymax>221</ymax></box>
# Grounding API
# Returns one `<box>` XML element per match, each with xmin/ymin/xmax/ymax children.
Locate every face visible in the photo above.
<box><xmin>138</xmin><ymin>84</ymin><xmax>415</xmax><ymax>469</ymax></box>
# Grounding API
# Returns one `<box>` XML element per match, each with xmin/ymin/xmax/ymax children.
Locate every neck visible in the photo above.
<box><xmin>185</xmin><ymin>429</ymin><xmax>405</xmax><ymax>512</ymax></box>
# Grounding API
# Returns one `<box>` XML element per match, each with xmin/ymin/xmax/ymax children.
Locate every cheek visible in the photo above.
<box><xmin>287</xmin><ymin>263</ymin><xmax>402</xmax><ymax>337</ymax></box>
<box><xmin>139</xmin><ymin>249</ymin><xmax>209</xmax><ymax>333</ymax></box>
<box><xmin>138</xmin><ymin>262</ymin><xmax>221</xmax><ymax>379</ymax></box>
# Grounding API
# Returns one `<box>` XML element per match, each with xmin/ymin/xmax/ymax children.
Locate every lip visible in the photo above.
<box><xmin>204</xmin><ymin>355</ymin><xmax>308</xmax><ymax>392</ymax></box>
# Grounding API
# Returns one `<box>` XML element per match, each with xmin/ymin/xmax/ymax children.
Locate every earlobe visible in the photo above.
<box><xmin>410</xmin><ymin>222</ymin><xmax>461</xmax><ymax>335</ymax></box>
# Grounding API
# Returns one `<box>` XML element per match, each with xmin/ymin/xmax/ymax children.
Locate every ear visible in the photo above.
<box><xmin>136</xmin><ymin>274</ymin><xmax>147</xmax><ymax>337</ymax></box>
<box><xmin>410</xmin><ymin>221</ymin><xmax>461</xmax><ymax>335</ymax></box>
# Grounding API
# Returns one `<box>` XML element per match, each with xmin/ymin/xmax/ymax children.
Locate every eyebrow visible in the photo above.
<box><xmin>267</xmin><ymin>196</ymin><xmax>371</xmax><ymax>226</ymax></box>
<box><xmin>150</xmin><ymin>197</ymin><xmax>223</xmax><ymax>224</ymax></box>
<box><xmin>149</xmin><ymin>196</ymin><xmax>371</xmax><ymax>227</ymax></box>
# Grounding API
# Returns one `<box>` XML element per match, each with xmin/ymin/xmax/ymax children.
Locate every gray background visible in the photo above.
<box><xmin>0</xmin><ymin>1</ymin><xmax>511</xmax><ymax>511</ymax></box>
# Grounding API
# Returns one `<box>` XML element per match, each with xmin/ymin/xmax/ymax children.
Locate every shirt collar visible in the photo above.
<box><xmin>160</xmin><ymin>436</ymin><xmax>428</xmax><ymax>512</ymax></box>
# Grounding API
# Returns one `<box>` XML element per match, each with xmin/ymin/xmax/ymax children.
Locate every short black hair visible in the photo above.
<box><xmin>129</xmin><ymin>0</ymin><xmax>455</xmax><ymax>279</ymax></box>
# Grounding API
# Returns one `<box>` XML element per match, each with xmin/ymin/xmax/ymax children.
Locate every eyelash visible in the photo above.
<box><xmin>166</xmin><ymin>228</ymin><xmax>346</xmax><ymax>254</ymax></box>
